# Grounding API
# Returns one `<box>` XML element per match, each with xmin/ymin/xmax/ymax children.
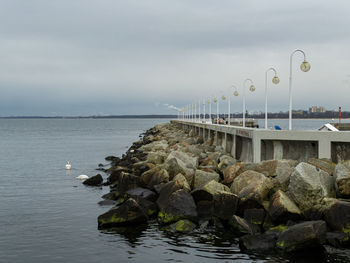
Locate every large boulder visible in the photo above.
<box><xmin>173</xmin><ymin>173</ymin><xmax>191</xmax><ymax>192</ymax></box>
<box><xmin>157</xmin><ymin>180</ymin><xmax>189</xmax><ymax>209</ymax></box>
<box><xmin>269</xmin><ymin>160</ymin><xmax>298</xmax><ymax>191</ymax></box>
<box><xmin>269</xmin><ymin>190</ymin><xmax>302</xmax><ymax>223</ymax></box>
<box><xmin>141</xmin><ymin>167</ymin><xmax>169</xmax><ymax>189</ymax></box>
<box><xmin>193</xmin><ymin>169</ymin><xmax>220</xmax><ymax>189</ymax></box>
<box><xmin>83</xmin><ymin>174</ymin><xmax>103</xmax><ymax>186</ymax></box>
<box><xmin>139</xmin><ymin>140</ymin><xmax>169</xmax><ymax>152</ymax></box>
<box><xmin>211</xmin><ymin>190</ymin><xmax>239</xmax><ymax>220</ymax></box>
<box><xmin>223</xmin><ymin>163</ymin><xmax>245</xmax><ymax>184</ymax></box>
<box><xmin>132</xmin><ymin>162</ymin><xmax>155</xmax><ymax>177</ymax></box>
<box><xmin>288</xmin><ymin>162</ymin><xmax>336</xmax><ymax>211</ymax></box>
<box><xmin>229</xmin><ymin>215</ymin><xmax>260</xmax><ymax>235</ymax></box>
<box><xmin>230</xmin><ymin>170</ymin><xmax>272</xmax><ymax>209</ymax></box>
<box><xmin>125</xmin><ymin>187</ymin><xmax>157</xmax><ymax>202</ymax></box>
<box><xmin>244</xmin><ymin>208</ymin><xmax>266</xmax><ymax>228</ymax></box>
<box><xmin>97</xmin><ymin>198</ymin><xmax>148</xmax><ymax>228</ymax></box>
<box><xmin>334</xmin><ymin>163</ymin><xmax>350</xmax><ymax>197</ymax></box>
<box><xmin>146</xmin><ymin>151</ymin><xmax>168</xmax><ymax>164</ymax></box>
<box><xmin>114</xmin><ymin>172</ymin><xmax>142</xmax><ymax>193</ymax></box>
<box><xmin>157</xmin><ymin>189</ymin><xmax>198</xmax><ymax>224</ymax></box>
<box><xmin>199</xmin><ymin>152</ymin><xmax>220</xmax><ymax>168</ymax></box>
<box><xmin>183</xmin><ymin>145</ymin><xmax>203</xmax><ymax>156</ymax></box>
<box><xmin>218</xmin><ymin>155</ymin><xmax>237</xmax><ymax>174</ymax></box>
<box><xmin>276</xmin><ymin>220</ymin><xmax>327</xmax><ymax>252</ymax></box>
<box><xmin>165</xmin><ymin>150</ymin><xmax>198</xmax><ymax>169</ymax></box>
<box><xmin>307</xmin><ymin>158</ymin><xmax>336</xmax><ymax>175</ymax></box>
<box><xmin>107</xmin><ymin>166</ymin><xmax>132</xmax><ymax>184</ymax></box>
<box><xmin>191</xmin><ymin>180</ymin><xmax>230</xmax><ymax>202</ymax></box>
<box><xmin>324</xmin><ymin>199</ymin><xmax>350</xmax><ymax>232</ymax></box>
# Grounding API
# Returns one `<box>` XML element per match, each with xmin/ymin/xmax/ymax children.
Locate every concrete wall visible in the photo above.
<box><xmin>175</xmin><ymin>120</ymin><xmax>350</xmax><ymax>163</ymax></box>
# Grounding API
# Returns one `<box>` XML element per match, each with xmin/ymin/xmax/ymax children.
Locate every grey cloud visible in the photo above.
<box><xmin>0</xmin><ymin>0</ymin><xmax>350</xmax><ymax>115</ymax></box>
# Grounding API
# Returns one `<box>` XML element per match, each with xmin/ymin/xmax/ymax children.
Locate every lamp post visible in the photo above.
<box><xmin>213</xmin><ymin>97</ymin><xmax>218</xmax><ymax>124</ymax></box>
<box><xmin>221</xmin><ymin>94</ymin><xmax>226</xmax><ymax>124</ymax></box>
<box><xmin>228</xmin><ymin>85</ymin><xmax>239</xmax><ymax>126</ymax></box>
<box><xmin>265</xmin><ymin>68</ymin><xmax>280</xmax><ymax>129</ymax></box>
<box><xmin>289</xmin><ymin>49</ymin><xmax>311</xmax><ymax>130</ymax></box>
<box><xmin>203</xmin><ymin>99</ymin><xmax>206</xmax><ymax>123</ymax></box>
<box><xmin>198</xmin><ymin>101</ymin><xmax>201</xmax><ymax>122</ymax></box>
<box><xmin>243</xmin><ymin>79</ymin><xmax>255</xmax><ymax>127</ymax></box>
<box><xmin>207</xmin><ymin>99</ymin><xmax>211</xmax><ymax>123</ymax></box>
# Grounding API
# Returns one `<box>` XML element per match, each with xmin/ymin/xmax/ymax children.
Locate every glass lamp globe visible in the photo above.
<box><xmin>234</xmin><ymin>90</ymin><xmax>239</xmax><ymax>96</ymax></box>
<box><xmin>272</xmin><ymin>76</ymin><xmax>280</xmax><ymax>84</ymax></box>
<box><xmin>300</xmin><ymin>61</ymin><xmax>311</xmax><ymax>72</ymax></box>
<box><xmin>249</xmin><ymin>85</ymin><xmax>255</xmax><ymax>92</ymax></box>
<box><xmin>221</xmin><ymin>95</ymin><xmax>226</xmax><ymax>100</ymax></box>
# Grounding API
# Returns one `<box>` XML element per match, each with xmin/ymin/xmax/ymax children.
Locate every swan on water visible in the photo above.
<box><xmin>76</xmin><ymin>175</ymin><xmax>89</xmax><ymax>180</ymax></box>
<box><xmin>66</xmin><ymin>161</ymin><xmax>71</xmax><ymax>170</ymax></box>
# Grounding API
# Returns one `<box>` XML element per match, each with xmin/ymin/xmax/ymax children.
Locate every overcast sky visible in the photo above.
<box><xmin>0</xmin><ymin>0</ymin><xmax>350</xmax><ymax>116</ymax></box>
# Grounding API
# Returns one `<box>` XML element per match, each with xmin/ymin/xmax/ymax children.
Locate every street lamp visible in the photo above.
<box><xmin>202</xmin><ymin>99</ymin><xmax>206</xmax><ymax>123</ymax></box>
<box><xmin>265</xmin><ymin>67</ymin><xmax>280</xmax><ymax>129</ymax></box>
<box><xmin>289</xmin><ymin>49</ymin><xmax>311</xmax><ymax>130</ymax></box>
<box><xmin>207</xmin><ymin>99</ymin><xmax>211</xmax><ymax>123</ymax></box>
<box><xmin>213</xmin><ymin>97</ymin><xmax>218</xmax><ymax>124</ymax></box>
<box><xmin>243</xmin><ymin>79</ymin><xmax>255</xmax><ymax>127</ymax></box>
<box><xmin>221</xmin><ymin>93</ymin><xmax>226</xmax><ymax>124</ymax></box>
<box><xmin>228</xmin><ymin>85</ymin><xmax>239</xmax><ymax>126</ymax></box>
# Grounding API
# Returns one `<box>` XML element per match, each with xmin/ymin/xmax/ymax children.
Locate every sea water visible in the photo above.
<box><xmin>1</xmin><ymin>118</ymin><xmax>350</xmax><ymax>263</ymax></box>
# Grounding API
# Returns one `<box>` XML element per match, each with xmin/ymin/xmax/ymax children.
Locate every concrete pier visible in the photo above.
<box><xmin>172</xmin><ymin>120</ymin><xmax>350</xmax><ymax>163</ymax></box>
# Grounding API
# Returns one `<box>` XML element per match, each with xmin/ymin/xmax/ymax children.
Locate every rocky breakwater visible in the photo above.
<box><xmin>93</xmin><ymin>122</ymin><xmax>350</xmax><ymax>257</ymax></box>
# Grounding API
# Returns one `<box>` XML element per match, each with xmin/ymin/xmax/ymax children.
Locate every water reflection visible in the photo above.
<box><xmin>100</xmin><ymin>222</ymin><xmax>350</xmax><ymax>263</ymax></box>
<box><xmin>99</xmin><ymin>224</ymin><xmax>148</xmax><ymax>246</ymax></box>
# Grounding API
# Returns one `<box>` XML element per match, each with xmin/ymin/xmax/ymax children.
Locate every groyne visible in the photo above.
<box><xmin>92</xmin><ymin>121</ymin><xmax>350</xmax><ymax>257</ymax></box>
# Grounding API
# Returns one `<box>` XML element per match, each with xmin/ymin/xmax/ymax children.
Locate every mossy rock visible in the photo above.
<box><xmin>98</xmin><ymin>198</ymin><xmax>148</xmax><ymax>229</ymax></box>
<box><xmin>170</xmin><ymin>220</ymin><xmax>196</xmax><ymax>233</ymax></box>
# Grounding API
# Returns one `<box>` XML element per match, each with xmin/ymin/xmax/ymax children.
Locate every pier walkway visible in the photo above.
<box><xmin>172</xmin><ymin>120</ymin><xmax>350</xmax><ymax>163</ymax></box>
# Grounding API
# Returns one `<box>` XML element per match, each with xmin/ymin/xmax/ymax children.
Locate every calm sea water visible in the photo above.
<box><xmin>1</xmin><ymin>118</ymin><xmax>350</xmax><ymax>263</ymax></box>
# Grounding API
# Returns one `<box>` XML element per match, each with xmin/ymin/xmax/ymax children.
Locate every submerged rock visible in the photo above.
<box><xmin>276</xmin><ymin>220</ymin><xmax>327</xmax><ymax>252</ymax></box>
<box><xmin>83</xmin><ymin>174</ymin><xmax>103</xmax><ymax>186</ymax></box>
<box><xmin>239</xmin><ymin>233</ymin><xmax>278</xmax><ymax>252</ymax></box>
<box><xmin>98</xmin><ymin>198</ymin><xmax>148</xmax><ymax>228</ymax></box>
<box><xmin>168</xmin><ymin>219</ymin><xmax>197</xmax><ymax>233</ymax></box>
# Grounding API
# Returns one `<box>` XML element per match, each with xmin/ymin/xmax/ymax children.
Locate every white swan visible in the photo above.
<box><xmin>76</xmin><ymin>174</ymin><xmax>89</xmax><ymax>180</ymax></box>
<box><xmin>66</xmin><ymin>161</ymin><xmax>71</xmax><ymax>170</ymax></box>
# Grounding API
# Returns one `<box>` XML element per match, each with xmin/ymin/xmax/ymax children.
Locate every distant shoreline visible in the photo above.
<box><xmin>1</xmin><ymin>115</ymin><xmax>350</xmax><ymax>120</ymax></box>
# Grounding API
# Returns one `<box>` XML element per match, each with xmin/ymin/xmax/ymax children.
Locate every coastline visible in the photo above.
<box><xmin>89</xmin><ymin>121</ymin><xmax>350</xmax><ymax>259</ymax></box>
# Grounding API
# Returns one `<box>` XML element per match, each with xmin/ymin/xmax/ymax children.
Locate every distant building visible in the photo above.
<box><xmin>309</xmin><ymin>106</ymin><xmax>326</xmax><ymax>113</ymax></box>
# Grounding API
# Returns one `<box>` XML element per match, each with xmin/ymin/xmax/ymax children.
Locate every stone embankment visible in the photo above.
<box><xmin>93</xmin><ymin>122</ymin><xmax>350</xmax><ymax>255</ymax></box>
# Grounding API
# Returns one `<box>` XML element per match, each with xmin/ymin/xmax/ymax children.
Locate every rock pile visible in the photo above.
<box><xmin>92</xmin><ymin>122</ymin><xmax>350</xmax><ymax>256</ymax></box>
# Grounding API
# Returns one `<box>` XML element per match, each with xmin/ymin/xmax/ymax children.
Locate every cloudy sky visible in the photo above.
<box><xmin>0</xmin><ymin>0</ymin><xmax>350</xmax><ymax>116</ymax></box>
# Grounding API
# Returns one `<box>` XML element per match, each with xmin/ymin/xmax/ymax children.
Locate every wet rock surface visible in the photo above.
<box><xmin>92</xmin><ymin>122</ymin><xmax>350</xmax><ymax>259</ymax></box>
